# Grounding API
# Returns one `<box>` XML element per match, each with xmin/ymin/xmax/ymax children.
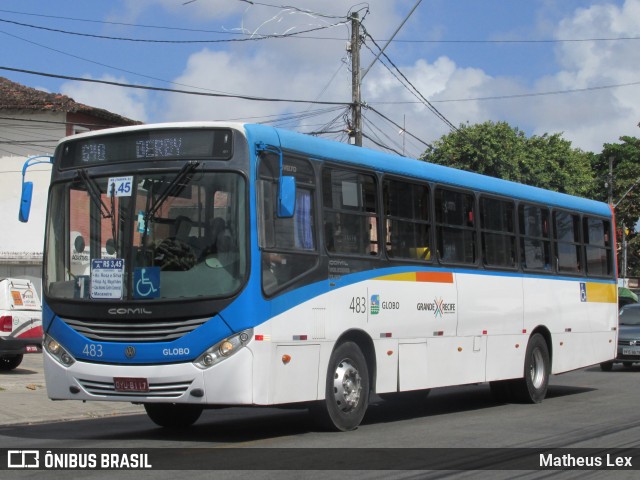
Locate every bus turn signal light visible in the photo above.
<box><xmin>282</xmin><ymin>354</ymin><xmax>291</xmax><ymax>364</ymax></box>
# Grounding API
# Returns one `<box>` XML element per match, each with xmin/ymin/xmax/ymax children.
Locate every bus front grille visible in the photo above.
<box><xmin>63</xmin><ymin>317</ymin><xmax>208</xmax><ymax>342</ymax></box>
<box><xmin>78</xmin><ymin>378</ymin><xmax>193</xmax><ymax>398</ymax></box>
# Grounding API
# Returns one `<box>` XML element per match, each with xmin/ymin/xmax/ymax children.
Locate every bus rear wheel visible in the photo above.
<box><xmin>313</xmin><ymin>341</ymin><xmax>369</xmax><ymax>431</ymax></box>
<box><xmin>510</xmin><ymin>334</ymin><xmax>550</xmax><ymax>403</ymax></box>
<box><xmin>144</xmin><ymin>403</ymin><xmax>203</xmax><ymax>428</ymax></box>
<box><xmin>0</xmin><ymin>354</ymin><xmax>23</xmax><ymax>371</ymax></box>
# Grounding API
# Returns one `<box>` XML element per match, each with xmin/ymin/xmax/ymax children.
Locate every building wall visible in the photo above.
<box><xmin>0</xmin><ymin>110</ymin><xmax>67</xmax><ymax>157</ymax></box>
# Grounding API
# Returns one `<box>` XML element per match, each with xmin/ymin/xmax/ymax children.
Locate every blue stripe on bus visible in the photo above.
<box><xmin>50</xmin><ymin>264</ymin><xmax>615</xmax><ymax>364</ymax></box>
<box><xmin>244</xmin><ymin>124</ymin><xmax>611</xmax><ymax>217</ymax></box>
<box><xmin>221</xmin><ymin>264</ymin><xmax>616</xmax><ymax>333</ymax></box>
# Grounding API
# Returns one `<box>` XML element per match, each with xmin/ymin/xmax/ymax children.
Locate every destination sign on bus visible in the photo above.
<box><xmin>59</xmin><ymin>128</ymin><xmax>233</xmax><ymax>168</ymax></box>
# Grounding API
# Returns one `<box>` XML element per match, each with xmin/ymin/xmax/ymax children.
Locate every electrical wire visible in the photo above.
<box><xmin>0</xmin><ymin>66</ymin><xmax>351</xmax><ymax>106</ymax></box>
<box><xmin>0</xmin><ymin>17</ymin><xmax>348</xmax><ymax>44</ymax></box>
<box><xmin>361</xmin><ymin>29</ymin><xmax>458</xmax><ymax>132</ymax></box>
<box><xmin>2</xmin><ymin>9</ymin><xmax>639</xmax><ymax>44</ymax></box>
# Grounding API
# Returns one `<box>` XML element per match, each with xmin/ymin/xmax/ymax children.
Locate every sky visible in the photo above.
<box><xmin>1</xmin><ymin>0</ymin><xmax>639</xmax><ymax>159</ymax></box>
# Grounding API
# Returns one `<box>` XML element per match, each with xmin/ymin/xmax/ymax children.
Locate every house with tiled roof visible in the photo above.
<box><xmin>0</xmin><ymin>77</ymin><xmax>141</xmax><ymax>292</ymax></box>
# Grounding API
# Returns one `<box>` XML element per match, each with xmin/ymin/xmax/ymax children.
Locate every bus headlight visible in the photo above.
<box><xmin>194</xmin><ymin>329</ymin><xmax>252</xmax><ymax>370</ymax></box>
<box><xmin>44</xmin><ymin>334</ymin><xmax>75</xmax><ymax>367</ymax></box>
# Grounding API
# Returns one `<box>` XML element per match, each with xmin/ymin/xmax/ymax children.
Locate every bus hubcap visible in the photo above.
<box><xmin>530</xmin><ymin>348</ymin><xmax>545</xmax><ymax>389</ymax></box>
<box><xmin>333</xmin><ymin>359</ymin><xmax>362</xmax><ymax>412</ymax></box>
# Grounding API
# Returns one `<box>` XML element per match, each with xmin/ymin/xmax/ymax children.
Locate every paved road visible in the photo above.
<box><xmin>0</xmin><ymin>353</ymin><xmax>143</xmax><ymax>426</ymax></box>
<box><xmin>1</xmin><ymin>353</ymin><xmax>640</xmax><ymax>479</ymax></box>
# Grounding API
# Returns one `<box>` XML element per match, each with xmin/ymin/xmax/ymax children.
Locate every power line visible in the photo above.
<box><xmin>361</xmin><ymin>36</ymin><xmax>457</xmax><ymax>133</ymax></box>
<box><xmin>2</xmin><ymin>8</ymin><xmax>639</xmax><ymax>44</ymax></box>
<box><xmin>368</xmin><ymin>80</ymin><xmax>640</xmax><ymax>104</ymax></box>
<box><xmin>0</xmin><ymin>29</ymin><xmax>255</xmax><ymax>98</ymax></box>
<box><xmin>0</xmin><ymin>17</ymin><xmax>348</xmax><ymax>44</ymax></box>
<box><xmin>0</xmin><ymin>66</ymin><xmax>351</xmax><ymax>106</ymax></box>
<box><xmin>367</xmin><ymin>106</ymin><xmax>432</xmax><ymax>149</ymax></box>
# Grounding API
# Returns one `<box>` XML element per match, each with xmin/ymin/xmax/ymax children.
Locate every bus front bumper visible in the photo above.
<box><xmin>43</xmin><ymin>347</ymin><xmax>254</xmax><ymax>405</ymax></box>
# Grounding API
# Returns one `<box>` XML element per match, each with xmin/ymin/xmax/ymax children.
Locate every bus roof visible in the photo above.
<box><xmin>249</xmin><ymin>124</ymin><xmax>611</xmax><ymax>218</ymax></box>
<box><xmin>56</xmin><ymin>121</ymin><xmax>611</xmax><ymax>218</ymax></box>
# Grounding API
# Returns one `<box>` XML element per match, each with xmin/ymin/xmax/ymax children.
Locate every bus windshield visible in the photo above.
<box><xmin>45</xmin><ymin>170</ymin><xmax>246</xmax><ymax>302</ymax></box>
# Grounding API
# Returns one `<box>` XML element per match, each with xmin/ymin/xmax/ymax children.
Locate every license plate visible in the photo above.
<box><xmin>25</xmin><ymin>345</ymin><xmax>40</xmax><ymax>353</ymax></box>
<box><xmin>114</xmin><ymin>377</ymin><xmax>149</xmax><ymax>393</ymax></box>
<box><xmin>622</xmin><ymin>347</ymin><xmax>640</xmax><ymax>356</ymax></box>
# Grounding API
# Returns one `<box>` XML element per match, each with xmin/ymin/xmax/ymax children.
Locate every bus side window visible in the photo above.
<box><xmin>322</xmin><ymin>167</ymin><xmax>378</xmax><ymax>257</ymax></box>
<box><xmin>383</xmin><ymin>178</ymin><xmax>430</xmax><ymax>262</ymax></box>
<box><xmin>519</xmin><ymin>204</ymin><xmax>551</xmax><ymax>272</ymax></box>
<box><xmin>553</xmin><ymin>210</ymin><xmax>582</xmax><ymax>274</ymax></box>
<box><xmin>258</xmin><ymin>154</ymin><xmax>318</xmax><ymax>296</ymax></box>
<box><xmin>435</xmin><ymin>187</ymin><xmax>476</xmax><ymax>264</ymax></box>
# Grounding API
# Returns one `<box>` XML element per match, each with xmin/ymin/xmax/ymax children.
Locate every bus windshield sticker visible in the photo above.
<box><xmin>133</xmin><ymin>267</ymin><xmax>161</xmax><ymax>299</ymax></box>
<box><xmin>90</xmin><ymin>259</ymin><xmax>125</xmax><ymax>300</ymax></box>
<box><xmin>107</xmin><ymin>176</ymin><xmax>133</xmax><ymax>197</ymax></box>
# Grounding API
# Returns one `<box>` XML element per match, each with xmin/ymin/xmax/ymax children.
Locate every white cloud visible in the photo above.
<box><xmin>93</xmin><ymin>1</ymin><xmax>640</xmax><ymax>154</ymax></box>
<box><xmin>525</xmin><ymin>0</ymin><xmax>640</xmax><ymax>150</ymax></box>
<box><xmin>59</xmin><ymin>75</ymin><xmax>149</xmax><ymax>123</ymax></box>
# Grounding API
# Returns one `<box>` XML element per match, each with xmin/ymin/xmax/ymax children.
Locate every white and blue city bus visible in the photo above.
<box><xmin>19</xmin><ymin>122</ymin><xmax>618</xmax><ymax>431</ymax></box>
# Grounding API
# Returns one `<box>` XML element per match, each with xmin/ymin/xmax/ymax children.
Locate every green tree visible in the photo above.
<box><xmin>594</xmin><ymin>136</ymin><xmax>640</xmax><ymax>277</ymax></box>
<box><xmin>420</xmin><ymin>121</ymin><xmax>596</xmax><ymax>198</ymax></box>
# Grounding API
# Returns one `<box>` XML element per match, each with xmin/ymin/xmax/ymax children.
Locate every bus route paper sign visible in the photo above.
<box><xmin>90</xmin><ymin>259</ymin><xmax>125</xmax><ymax>299</ymax></box>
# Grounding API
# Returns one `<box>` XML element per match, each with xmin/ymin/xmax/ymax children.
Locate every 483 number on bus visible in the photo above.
<box><xmin>350</xmin><ymin>296</ymin><xmax>366</xmax><ymax>314</ymax></box>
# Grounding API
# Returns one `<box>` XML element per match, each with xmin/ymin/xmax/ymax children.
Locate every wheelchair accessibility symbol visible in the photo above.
<box><xmin>580</xmin><ymin>282</ymin><xmax>587</xmax><ymax>302</ymax></box>
<box><xmin>134</xmin><ymin>267</ymin><xmax>160</xmax><ymax>299</ymax></box>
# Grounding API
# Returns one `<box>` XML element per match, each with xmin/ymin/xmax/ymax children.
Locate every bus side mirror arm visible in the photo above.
<box><xmin>19</xmin><ymin>155</ymin><xmax>53</xmax><ymax>223</ymax></box>
<box><xmin>255</xmin><ymin>142</ymin><xmax>296</xmax><ymax>218</ymax></box>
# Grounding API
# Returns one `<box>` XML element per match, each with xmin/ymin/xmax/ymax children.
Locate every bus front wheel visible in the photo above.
<box><xmin>313</xmin><ymin>341</ymin><xmax>370</xmax><ymax>431</ymax></box>
<box><xmin>510</xmin><ymin>334</ymin><xmax>550</xmax><ymax>404</ymax></box>
<box><xmin>144</xmin><ymin>403</ymin><xmax>203</xmax><ymax>428</ymax></box>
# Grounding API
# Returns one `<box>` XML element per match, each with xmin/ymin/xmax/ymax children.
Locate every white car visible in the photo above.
<box><xmin>0</xmin><ymin>278</ymin><xmax>43</xmax><ymax>371</ymax></box>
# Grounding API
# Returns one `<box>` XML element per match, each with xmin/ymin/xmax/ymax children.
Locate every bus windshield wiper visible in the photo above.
<box><xmin>77</xmin><ymin>169</ymin><xmax>118</xmax><ymax>248</ymax></box>
<box><xmin>77</xmin><ymin>169</ymin><xmax>111</xmax><ymax>219</ymax></box>
<box><xmin>144</xmin><ymin>161</ymin><xmax>200</xmax><ymax>224</ymax></box>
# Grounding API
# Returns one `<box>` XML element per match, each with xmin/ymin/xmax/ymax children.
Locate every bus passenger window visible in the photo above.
<box><xmin>583</xmin><ymin>217</ymin><xmax>612</xmax><ymax>277</ymax></box>
<box><xmin>435</xmin><ymin>188</ymin><xmax>476</xmax><ymax>264</ymax></box>
<box><xmin>553</xmin><ymin>210</ymin><xmax>582</xmax><ymax>274</ymax></box>
<box><xmin>480</xmin><ymin>197</ymin><xmax>516</xmax><ymax>269</ymax></box>
<box><xmin>383</xmin><ymin>178</ymin><xmax>430</xmax><ymax>261</ymax></box>
<box><xmin>322</xmin><ymin>168</ymin><xmax>378</xmax><ymax>256</ymax></box>
<box><xmin>519</xmin><ymin>204</ymin><xmax>551</xmax><ymax>271</ymax></box>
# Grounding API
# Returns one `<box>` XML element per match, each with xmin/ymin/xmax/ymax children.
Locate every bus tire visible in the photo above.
<box><xmin>510</xmin><ymin>334</ymin><xmax>550</xmax><ymax>404</ymax></box>
<box><xmin>144</xmin><ymin>403</ymin><xmax>203</xmax><ymax>428</ymax></box>
<box><xmin>0</xmin><ymin>354</ymin><xmax>23</xmax><ymax>371</ymax></box>
<box><xmin>314</xmin><ymin>341</ymin><xmax>369</xmax><ymax>431</ymax></box>
<box><xmin>600</xmin><ymin>361</ymin><xmax>614</xmax><ymax>372</ymax></box>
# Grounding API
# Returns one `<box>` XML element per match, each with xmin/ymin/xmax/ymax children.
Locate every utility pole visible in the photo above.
<box><xmin>608</xmin><ymin>156</ymin><xmax>614</xmax><ymax>205</ymax></box>
<box><xmin>350</xmin><ymin>12</ymin><xmax>362</xmax><ymax>147</ymax></box>
<box><xmin>348</xmin><ymin>1</ymin><xmax>422</xmax><ymax>148</ymax></box>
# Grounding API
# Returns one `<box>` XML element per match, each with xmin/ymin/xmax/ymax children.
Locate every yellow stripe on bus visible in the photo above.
<box><xmin>374</xmin><ymin>271</ymin><xmax>454</xmax><ymax>283</ymax></box>
<box><xmin>586</xmin><ymin>283</ymin><xmax>617</xmax><ymax>303</ymax></box>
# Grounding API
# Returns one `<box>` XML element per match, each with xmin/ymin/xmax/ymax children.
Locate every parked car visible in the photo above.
<box><xmin>0</xmin><ymin>278</ymin><xmax>42</xmax><ymax>371</ymax></box>
<box><xmin>600</xmin><ymin>303</ymin><xmax>640</xmax><ymax>371</ymax></box>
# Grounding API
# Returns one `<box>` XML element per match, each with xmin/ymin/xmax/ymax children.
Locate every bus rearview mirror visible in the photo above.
<box><xmin>19</xmin><ymin>181</ymin><xmax>34</xmax><ymax>223</ymax></box>
<box><xmin>277</xmin><ymin>176</ymin><xmax>296</xmax><ymax>218</ymax></box>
